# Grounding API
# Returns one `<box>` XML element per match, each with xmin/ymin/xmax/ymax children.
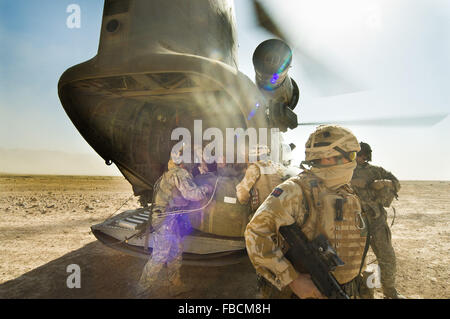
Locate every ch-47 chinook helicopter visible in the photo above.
<box><xmin>58</xmin><ymin>0</ymin><xmax>446</xmax><ymax>266</ymax></box>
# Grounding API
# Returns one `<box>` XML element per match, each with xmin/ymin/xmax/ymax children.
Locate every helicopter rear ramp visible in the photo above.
<box><xmin>91</xmin><ymin>208</ymin><xmax>248</xmax><ymax>266</ymax></box>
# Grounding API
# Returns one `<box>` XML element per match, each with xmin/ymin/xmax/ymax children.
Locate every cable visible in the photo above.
<box><xmin>106</xmin><ymin>194</ymin><xmax>135</xmax><ymax>220</ymax></box>
<box><xmin>108</xmin><ymin>175</ymin><xmax>219</xmax><ymax>247</ymax></box>
<box><xmin>151</xmin><ymin>177</ymin><xmax>220</xmax><ymax>219</ymax></box>
<box><xmin>106</xmin><ymin>178</ymin><xmax>161</xmax><ymax>247</ymax></box>
<box><xmin>390</xmin><ymin>206</ymin><xmax>396</xmax><ymax>228</ymax></box>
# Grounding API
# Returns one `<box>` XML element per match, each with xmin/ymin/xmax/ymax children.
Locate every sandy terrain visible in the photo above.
<box><xmin>0</xmin><ymin>174</ymin><xmax>448</xmax><ymax>299</ymax></box>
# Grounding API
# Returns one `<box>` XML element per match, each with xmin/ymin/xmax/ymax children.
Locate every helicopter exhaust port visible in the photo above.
<box><xmin>253</xmin><ymin>39</ymin><xmax>299</xmax><ymax>132</ymax></box>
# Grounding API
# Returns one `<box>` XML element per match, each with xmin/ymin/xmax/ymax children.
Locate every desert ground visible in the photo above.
<box><xmin>0</xmin><ymin>174</ymin><xmax>448</xmax><ymax>299</ymax></box>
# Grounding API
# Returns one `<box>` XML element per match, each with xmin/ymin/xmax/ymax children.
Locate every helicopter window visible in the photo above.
<box><xmin>106</xmin><ymin>19</ymin><xmax>120</xmax><ymax>33</ymax></box>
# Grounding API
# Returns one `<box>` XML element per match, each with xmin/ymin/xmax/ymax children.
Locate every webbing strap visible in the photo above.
<box><xmin>293</xmin><ymin>177</ymin><xmax>370</xmax><ymax>279</ymax></box>
<box><xmin>290</xmin><ymin>178</ymin><xmax>312</xmax><ymax>227</ymax></box>
<box><xmin>358</xmin><ymin>215</ymin><xmax>371</xmax><ymax>277</ymax></box>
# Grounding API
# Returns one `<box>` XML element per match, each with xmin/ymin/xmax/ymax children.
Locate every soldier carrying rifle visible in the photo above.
<box><xmin>245</xmin><ymin>125</ymin><xmax>373</xmax><ymax>299</ymax></box>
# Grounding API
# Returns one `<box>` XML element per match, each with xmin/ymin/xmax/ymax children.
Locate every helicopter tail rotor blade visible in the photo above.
<box><xmin>299</xmin><ymin>113</ymin><xmax>448</xmax><ymax>127</ymax></box>
<box><xmin>251</xmin><ymin>0</ymin><xmax>365</xmax><ymax>97</ymax></box>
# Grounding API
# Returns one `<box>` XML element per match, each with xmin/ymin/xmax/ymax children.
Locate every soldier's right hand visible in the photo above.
<box><xmin>201</xmin><ymin>184</ymin><xmax>214</xmax><ymax>195</ymax></box>
<box><xmin>289</xmin><ymin>274</ymin><xmax>327</xmax><ymax>299</ymax></box>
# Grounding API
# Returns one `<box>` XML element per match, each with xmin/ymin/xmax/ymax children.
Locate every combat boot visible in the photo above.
<box><xmin>135</xmin><ymin>262</ymin><xmax>165</xmax><ymax>298</ymax></box>
<box><xmin>383</xmin><ymin>288</ymin><xmax>406</xmax><ymax>299</ymax></box>
<box><xmin>135</xmin><ymin>276</ymin><xmax>163</xmax><ymax>298</ymax></box>
<box><xmin>134</xmin><ymin>280</ymin><xmax>154</xmax><ymax>298</ymax></box>
<box><xmin>168</xmin><ymin>274</ymin><xmax>192</xmax><ymax>297</ymax></box>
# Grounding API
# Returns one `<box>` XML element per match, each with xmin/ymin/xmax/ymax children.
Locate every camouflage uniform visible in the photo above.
<box><xmin>236</xmin><ymin>160</ymin><xmax>286</xmax><ymax>212</ymax></box>
<box><xmin>245</xmin><ymin>125</ymin><xmax>375</xmax><ymax>299</ymax></box>
<box><xmin>245</xmin><ymin>172</ymin><xmax>371</xmax><ymax>299</ymax></box>
<box><xmin>351</xmin><ymin>162</ymin><xmax>401</xmax><ymax>298</ymax></box>
<box><xmin>138</xmin><ymin>164</ymin><xmax>209</xmax><ymax>293</ymax></box>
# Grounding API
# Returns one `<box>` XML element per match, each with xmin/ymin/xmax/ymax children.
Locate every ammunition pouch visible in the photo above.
<box><xmin>168</xmin><ymin>196</ymin><xmax>190</xmax><ymax>207</ymax></box>
<box><xmin>150</xmin><ymin>209</ymin><xmax>164</xmax><ymax>231</ymax></box>
<box><xmin>341</xmin><ymin>275</ymin><xmax>374</xmax><ymax>299</ymax></box>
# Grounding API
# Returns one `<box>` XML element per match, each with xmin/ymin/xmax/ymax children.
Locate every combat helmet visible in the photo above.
<box><xmin>305</xmin><ymin>125</ymin><xmax>360</xmax><ymax>162</ymax></box>
<box><xmin>358</xmin><ymin>142</ymin><xmax>372</xmax><ymax>161</ymax></box>
<box><xmin>169</xmin><ymin>143</ymin><xmax>188</xmax><ymax>167</ymax></box>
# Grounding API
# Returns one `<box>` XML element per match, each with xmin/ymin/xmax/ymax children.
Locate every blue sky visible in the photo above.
<box><xmin>0</xmin><ymin>0</ymin><xmax>103</xmax><ymax>153</ymax></box>
<box><xmin>0</xmin><ymin>0</ymin><xmax>449</xmax><ymax>179</ymax></box>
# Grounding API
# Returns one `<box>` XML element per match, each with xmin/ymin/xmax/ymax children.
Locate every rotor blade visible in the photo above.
<box><xmin>251</xmin><ymin>0</ymin><xmax>364</xmax><ymax>96</ymax></box>
<box><xmin>253</xmin><ymin>0</ymin><xmax>286</xmax><ymax>40</ymax></box>
<box><xmin>299</xmin><ymin>114</ymin><xmax>448</xmax><ymax>127</ymax></box>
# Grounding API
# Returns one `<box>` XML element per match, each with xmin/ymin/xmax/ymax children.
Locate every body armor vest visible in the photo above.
<box><xmin>292</xmin><ymin>173</ymin><xmax>367</xmax><ymax>284</ymax></box>
<box><xmin>253</xmin><ymin>161</ymin><xmax>284</xmax><ymax>208</ymax></box>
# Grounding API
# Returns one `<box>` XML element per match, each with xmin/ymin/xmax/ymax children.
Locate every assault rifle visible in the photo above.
<box><xmin>279</xmin><ymin>223</ymin><xmax>350</xmax><ymax>299</ymax></box>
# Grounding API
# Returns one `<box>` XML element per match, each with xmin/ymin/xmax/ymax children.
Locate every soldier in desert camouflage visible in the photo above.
<box><xmin>245</xmin><ymin>125</ymin><xmax>373</xmax><ymax>299</ymax></box>
<box><xmin>351</xmin><ymin>142</ymin><xmax>404</xmax><ymax>299</ymax></box>
<box><xmin>137</xmin><ymin>149</ymin><xmax>212</xmax><ymax>297</ymax></box>
<box><xmin>236</xmin><ymin>144</ymin><xmax>286</xmax><ymax>213</ymax></box>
